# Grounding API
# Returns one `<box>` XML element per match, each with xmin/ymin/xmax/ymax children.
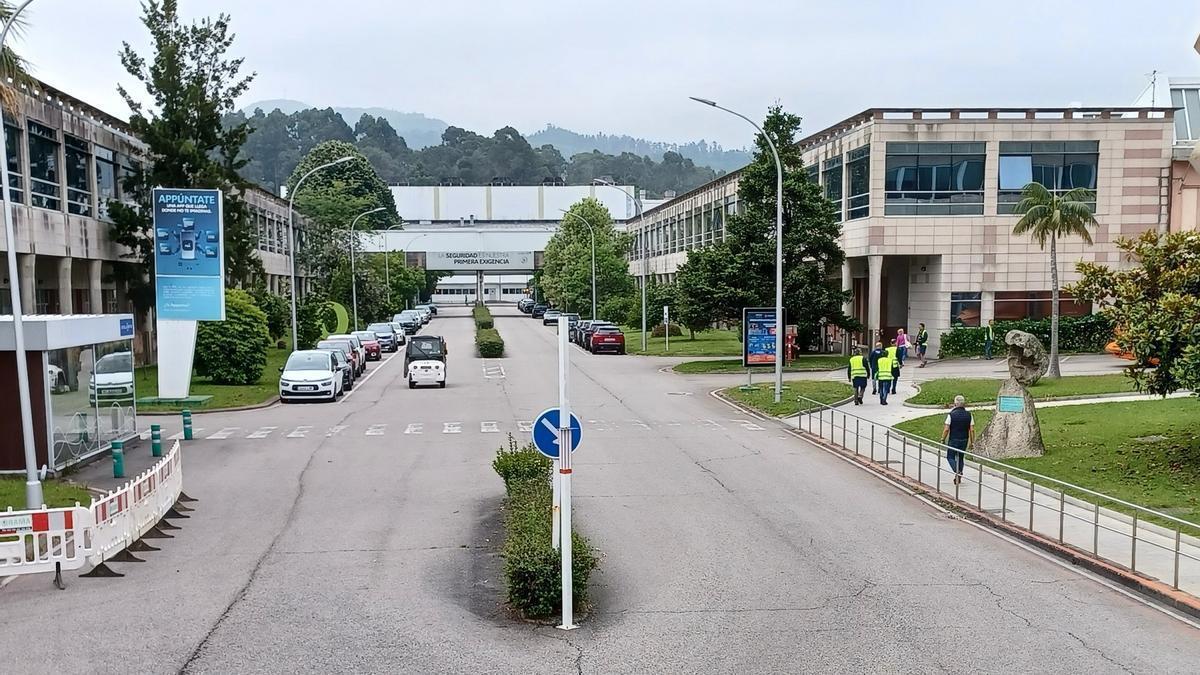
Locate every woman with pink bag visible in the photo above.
<box><xmin>896</xmin><ymin>328</ymin><xmax>909</xmax><ymax>365</ymax></box>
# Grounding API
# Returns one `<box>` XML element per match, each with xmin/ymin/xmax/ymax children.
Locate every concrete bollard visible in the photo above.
<box><xmin>112</xmin><ymin>440</ymin><xmax>125</xmax><ymax>478</ymax></box>
<box><xmin>182</xmin><ymin>409</ymin><xmax>193</xmax><ymax>440</ymax></box>
<box><xmin>151</xmin><ymin>424</ymin><xmax>162</xmax><ymax>457</ymax></box>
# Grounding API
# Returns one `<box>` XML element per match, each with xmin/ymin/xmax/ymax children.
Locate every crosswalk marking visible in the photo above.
<box><xmin>443</xmin><ymin>422</ymin><xmax>462</xmax><ymax>434</ymax></box>
<box><xmin>247</xmin><ymin>426</ymin><xmax>277</xmax><ymax>439</ymax></box>
<box><xmin>481</xmin><ymin>421</ymin><xmax>499</xmax><ymax>433</ymax></box>
<box><xmin>287</xmin><ymin>426</ymin><xmax>312</xmax><ymax>438</ymax></box>
<box><xmin>482</xmin><ymin>362</ymin><xmax>506</xmax><ymax>379</ymax></box>
<box><xmin>365</xmin><ymin>424</ymin><xmax>387</xmax><ymax>436</ymax></box>
<box><xmin>326</xmin><ymin>425</ymin><xmax>347</xmax><ymax>437</ymax></box>
<box><xmin>701</xmin><ymin>419</ymin><xmax>725</xmax><ymax>430</ymax></box>
<box><xmin>208</xmin><ymin>427</ymin><xmax>240</xmax><ymax>440</ymax></box>
<box><xmin>404</xmin><ymin>423</ymin><xmax>423</xmax><ymax>434</ymax></box>
<box><xmin>517</xmin><ymin>421</ymin><xmax>533</xmax><ymax>432</ymax></box>
<box><xmin>169</xmin><ymin>428</ymin><xmax>204</xmax><ymax>440</ymax></box>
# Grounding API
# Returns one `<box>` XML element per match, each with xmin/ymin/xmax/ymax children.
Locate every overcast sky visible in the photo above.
<box><xmin>16</xmin><ymin>0</ymin><xmax>1200</xmax><ymax>150</ymax></box>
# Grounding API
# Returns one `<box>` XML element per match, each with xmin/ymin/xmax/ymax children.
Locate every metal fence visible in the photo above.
<box><xmin>793</xmin><ymin>396</ymin><xmax>1200</xmax><ymax>597</ymax></box>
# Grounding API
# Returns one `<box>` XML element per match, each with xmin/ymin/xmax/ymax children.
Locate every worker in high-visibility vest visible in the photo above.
<box><xmin>875</xmin><ymin>352</ymin><xmax>898</xmax><ymax>405</ymax></box>
<box><xmin>886</xmin><ymin>339</ymin><xmax>903</xmax><ymax>386</ymax></box>
<box><xmin>847</xmin><ymin>349</ymin><xmax>870</xmax><ymax>405</ymax></box>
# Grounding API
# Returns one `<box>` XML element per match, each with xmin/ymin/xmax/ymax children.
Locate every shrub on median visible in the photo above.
<box><xmin>493</xmin><ymin>437</ymin><xmax>599</xmax><ymax>619</ymax></box>
<box><xmin>477</xmin><ymin>327</ymin><xmax>505</xmax><ymax>357</ymax></box>
<box><xmin>473</xmin><ymin>304</ymin><xmax>494</xmax><ymax>329</ymax></box>
<box><xmin>651</xmin><ymin>323</ymin><xmax>683</xmax><ymax>338</ymax></box>
<box><xmin>939</xmin><ymin>314</ymin><xmax>1113</xmax><ymax>357</ymax></box>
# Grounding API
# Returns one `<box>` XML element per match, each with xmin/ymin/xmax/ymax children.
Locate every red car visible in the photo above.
<box><xmin>352</xmin><ymin>331</ymin><xmax>382</xmax><ymax>361</ymax></box>
<box><xmin>588</xmin><ymin>325</ymin><xmax>626</xmax><ymax>354</ymax></box>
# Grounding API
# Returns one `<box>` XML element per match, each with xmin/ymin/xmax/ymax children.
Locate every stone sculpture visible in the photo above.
<box><xmin>974</xmin><ymin>330</ymin><xmax>1047</xmax><ymax>459</ymax></box>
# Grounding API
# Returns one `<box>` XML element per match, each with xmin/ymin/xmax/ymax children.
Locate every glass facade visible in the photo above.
<box><xmin>994</xmin><ymin>290</ymin><xmax>1090</xmax><ymax>321</ymax></box>
<box><xmin>846</xmin><ymin>146</ymin><xmax>870</xmax><ymax>220</ymax></box>
<box><xmin>46</xmin><ymin>338</ymin><xmax>137</xmax><ymax>471</ymax></box>
<box><xmin>65</xmin><ymin>135</ymin><xmax>92</xmax><ymax>217</ymax></box>
<box><xmin>823</xmin><ymin>156</ymin><xmax>843</xmax><ymax>222</ymax></box>
<box><xmin>95</xmin><ymin>145</ymin><xmax>117</xmax><ymax>221</ymax></box>
<box><xmin>28</xmin><ymin>120</ymin><xmax>61</xmax><ymax>210</ymax></box>
<box><xmin>4</xmin><ymin>123</ymin><xmax>22</xmax><ymax>202</ymax></box>
<box><xmin>997</xmin><ymin>141</ymin><xmax>1098</xmax><ymax>214</ymax></box>
<box><xmin>885</xmin><ymin>142</ymin><xmax>985</xmax><ymax>215</ymax></box>
<box><xmin>950</xmin><ymin>291</ymin><xmax>982</xmax><ymax>327</ymax></box>
<box><xmin>1172</xmin><ymin>87</ymin><xmax>1200</xmax><ymax>142</ymax></box>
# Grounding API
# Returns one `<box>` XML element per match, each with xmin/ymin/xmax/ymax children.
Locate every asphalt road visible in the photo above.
<box><xmin>3</xmin><ymin>305</ymin><xmax>1199</xmax><ymax>674</ymax></box>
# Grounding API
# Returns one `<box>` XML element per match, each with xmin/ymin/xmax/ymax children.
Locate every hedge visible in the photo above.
<box><xmin>194</xmin><ymin>289</ymin><xmax>271</xmax><ymax>385</ymax></box>
<box><xmin>493</xmin><ymin>437</ymin><xmax>598</xmax><ymax>619</ymax></box>
<box><xmin>939</xmin><ymin>314</ymin><xmax>1114</xmax><ymax>357</ymax></box>
<box><xmin>651</xmin><ymin>323</ymin><xmax>683</xmax><ymax>338</ymax></box>
<box><xmin>473</xmin><ymin>304</ymin><xmax>494</xmax><ymax>329</ymax></box>
<box><xmin>477</xmin><ymin>327</ymin><xmax>505</xmax><ymax>357</ymax></box>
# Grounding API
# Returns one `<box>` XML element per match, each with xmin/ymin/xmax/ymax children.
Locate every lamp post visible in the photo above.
<box><xmin>558</xmin><ymin>209</ymin><xmax>597</xmax><ymax>319</ymax></box>
<box><xmin>339</xmin><ymin>206</ymin><xmax>386</xmax><ymax>330</ymax></box>
<box><xmin>690</xmin><ymin>96</ymin><xmax>785</xmax><ymax>404</ymax></box>
<box><xmin>399</xmin><ymin>233</ymin><xmax>430</xmax><ymax>308</ymax></box>
<box><xmin>592</xmin><ymin>179</ymin><xmax>646</xmax><ymax>351</ymax></box>
<box><xmin>380</xmin><ymin>223</ymin><xmax>404</xmax><ymax>306</ymax></box>
<box><xmin>286</xmin><ymin>155</ymin><xmax>354</xmax><ymax>351</ymax></box>
<box><xmin>1</xmin><ymin>0</ymin><xmax>42</xmax><ymax>509</ymax></box>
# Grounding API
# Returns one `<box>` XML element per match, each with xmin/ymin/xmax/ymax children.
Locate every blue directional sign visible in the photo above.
<box><xmin>532</xmin><ymin>407</ymin><xmax>583</xmax><ymax>459</ymax></box>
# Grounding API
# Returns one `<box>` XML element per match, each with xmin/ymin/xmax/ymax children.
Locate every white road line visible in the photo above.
<box><xmin>338</xmin><ymin>353</ymin><xmax>399</xmax><ymax>404</ymax></box>
<box><xmin>481</xmin><ymin>421</ymin><xmax>500</xmax><ymax>433</ymax></box>
<box><xmin>168</xmin><ymin>428</ymin><xmax>204</xmax><ymax>440</ymax></box>
<box><xmin>517</xmin><ymin>421</ymin><xmax>533</xmax><ymax>432</ymax></box>
<box><xmin>247</xmin><ymin>426</ymin><xmax>277</xmax><ymax>439</ymax></box>
<box><xmin>208</xmin><ymin>427</ymin><xmax>240</xmax><ymax>440</ymax></box>
<box><xmin>365</xmin><ymin>424</ymin><xmax>387</xmax><ymax>436</ymax></box>
<box><xmin>326</xmin><ymin>425</ymin><xmax>347</xmax><ymax>437</ymax></box>
<box><xmin>630</xmin><ymin>420</ymin><xmax>650</xmax><ymax>430</ymax></box>
<box><xmin>287</xmin><ymin>426</ymin><xmax>312</xmax><ymax>438</ymax></box>
<box><xmin>701</xmin><ymin>419</ymin><xmax>725</xmax><ymax>429</ymax></box>
<box><xmin>482</xmin><ymin>361</ymin><xmax>506</xmax><ymax>379</ymax></box>
<box><xmin>404</xmin><ymin>423</ymin><xmax>423</xmax><ymax>434</ymax></box>
<box><xmin>732</xmin><ymin>419</ymin><xmax>764</xmax><ymax>431</ymax></box>
<box><xmin>443</xmin><ymin>422</ymin><xmax>462</xmax><ymax>434</ymax></box>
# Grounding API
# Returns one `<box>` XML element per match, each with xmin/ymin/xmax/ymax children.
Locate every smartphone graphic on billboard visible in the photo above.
<box><xmin>180</xmin><ymin>218</ymin><xmax>197</xmax><ymax>260</ymax></box>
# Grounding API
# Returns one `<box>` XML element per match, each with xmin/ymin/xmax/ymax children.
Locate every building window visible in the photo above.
<box><xmin>885</xmin><ymin>142</ymin><xmax>985</xmax><ymax>215</ymax></box>
<box><xmin>3</xmin><ymin>124</ymin><xmax>22</xmax><ymax>203</ymax></box>
<box><xmin>997</xmin><ymin>141</ymin><xmax>1098</xmax><ymax>214</ymax></box>
<box><xmin>35</xmin><ymin>288</ymin><xmax>60</xmax><ymax>314</ymax></box>
<box><xmin>118</xmin><ymin>157</ymin><xmax>141</xmax><ymax>205</ymax></box>
<box><xmin>950</xmin><ymin>292</ymin><xmax>982</xmax><ymax>327</ymax></box>
<box><xmin>846</xmin><ymin>146</ymin><xmax>870</xmax><ymax>220</ymax></box>
<box><xmin>805</xmin><ymin>164</ymin><xmax>819</xmax><ymax>184</ymax></box>
<box><xmin>27</xmin><ymin>121</ymin><xmax>60</xmax><ymax>211</ymax></box>
<box><xmin>1171</xmin><ymin>86</ymin><xmax>1200</xmax><ymax>142</ymax></box>
<box><xmin>95</xmin><ymin>145</ymin><xmax>117</xmax><ymax>221</ymax></box>
<box><xmin>65</xmin><ymin>135</ymin><xmax>92</xmax><ymax>217</ymax></box>
<box><xmin>102</xmin><ymin>288</ymin><xmax>120</xmax><ymax>313</ymax></box>
<box><xmin>823</xmin><ymin>156</ymin><xmax>843</xmax><ymax>222</ymax></box>
<box><xmin>994</xmin><ymin>290</ymin><xmax>1090</xmax><ymax>321</ymax></box>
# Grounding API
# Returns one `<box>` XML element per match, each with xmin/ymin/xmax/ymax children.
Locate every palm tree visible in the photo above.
<box><xmin>1012</xmin><ymin>182</ymin><xmax>1098</xmax><ymax>379</ymax></box>
<box><xmin>0</xmin><ymin>2</ymin><xmax>33</xmax><ymax>112</ymax></box>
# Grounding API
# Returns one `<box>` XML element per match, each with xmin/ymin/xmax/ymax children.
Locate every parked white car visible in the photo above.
<box><xmin>279</xmin><ymin>350</ymin><xmax>343</xmax><ymax>403</ymax></box>
<box><xmin>89</xmin><ymin>352</ymin><xmax>135</xmax><ymax>404</ymax></box>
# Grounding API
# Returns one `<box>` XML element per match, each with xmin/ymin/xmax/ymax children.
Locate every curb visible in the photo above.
<box><xmin>138</xmin><ymin>396</ymin><xmax>280</xmax><ymax>416</ymax></box>
<box><xmin>709</xmin><ymin>388</ymin><xmax>1200</xmax><ymax>620</ymax></box>
<box><xmin>902</xmin><ymin>389</ymin><xmax>1144</xmax><ymax>409</ymax></box>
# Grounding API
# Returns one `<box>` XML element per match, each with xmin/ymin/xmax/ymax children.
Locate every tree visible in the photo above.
<box><xmin>1012</xmin><ymin>183</ymin><xmax>1098</xmax><ymax>380</ymax></box>
<box><xmin>194</xmin><ymin>289</ymin><xmax>270</xmax><ymax>384</ymax></box>
<box><xmin>109</xmin><ymin>0</ymin><xmax>262</xmax><ymax>310</ymax></box>
<box><xmin>674</xmin><ymin>106</ymin><xmax>855</xmax><ymax>348</ymax></box>
<box><xmin>0</xmin><ymin>2</ymin><xmax>35</xmax><ymax>111</ymax></box>
<box><xmin>1072</xmin><ymin>231</ymin><xmax>1200</xmax><ymax>396</ymax></box>
<box><xmin>540</xmin><ymin>198</ymin><xmax>635</xmax><ymax>318</ymax></box>
<box><xmin>249</xmin><ymin>285</ymin><xmax>289</xmax><ymax>341</ymax></box>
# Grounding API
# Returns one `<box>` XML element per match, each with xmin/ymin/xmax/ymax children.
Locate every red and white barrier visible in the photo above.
<box><xmin>0</xmin><ymin>506</ymin><xmax>94</xmax><ymax>577</ymax></box>
<box><xmin>87</xmin><ymin>440</ymin><xmax>184</xmax><ymax>571</ymax></box>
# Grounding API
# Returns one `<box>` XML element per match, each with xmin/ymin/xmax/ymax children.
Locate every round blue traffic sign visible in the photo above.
<box><xmin>532</xmin><ymin>408</ymin><xmax>582</xmax><ymax>459</ymax></box>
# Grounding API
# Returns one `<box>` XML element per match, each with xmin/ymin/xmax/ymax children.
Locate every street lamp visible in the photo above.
<box><xmin>379</xmin><ymin>223</ymin><xmax>405</xmax><ymax>306</ymax></box>
<box><xmin>339</xmin><ymin>206</ymin><xmax>387</xmax><ymax>330</ymax></box>
<box><xmin>558</xmin><ymin>209</ymin><xmax>597</xmax><ymax>319</ymax></box>
<box><xmin>592</xmin><ymin>179</ymin><xmax>647</xmax><ymax>351</ymax></box>
<box><xmin>1</xmin><ymin>0</ymin><xmax>42</xmax><ymax>509</ymax></box>
<box><xmin>690</xmin><ymin>96</ymin><xmax>785</xmax><ymax>404</ymax></box>
<box><xmin>287</xmin><ymin>155</ymin><xmax>355</xmax><ymax>351</ymax></box>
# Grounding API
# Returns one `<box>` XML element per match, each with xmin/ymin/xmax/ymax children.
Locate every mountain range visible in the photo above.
<box><xmin>242</xmin><ymin>100</ymin><xmax>750</xmax><ymax>172</ymax></box>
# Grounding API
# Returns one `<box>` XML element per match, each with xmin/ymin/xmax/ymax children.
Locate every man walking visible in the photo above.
<box><xmin>847</xmin><ymin>347</ymin><xmax>869</xmax><ymax>405</ymax></box>
<box><xmin>886</xmin><ymin>339</ymin><xmax>902</xmax><ymax>386</ymax></box>
<box><xmin>868</xmin><ymin>341</ymin><xmax>885</xmax><ymax>395</ymax></box>
<box><xmin>875</xmin><ymin>349</ymin><xmax>897</xmax><ymax>405</ymax></box>
<box><xmin>940</xmin><ymin>395</ymin><xmax>974</xmax><ymax>485</ymax></box>
<box><xmin>916</xmin><ymin>322</ymin><xmax>930</xmax><ymax>368</ymax></box>
<box><xmin>984</xmin><ymin>319</ymin><xmax>995</xmax><ymax>360</ymax></box>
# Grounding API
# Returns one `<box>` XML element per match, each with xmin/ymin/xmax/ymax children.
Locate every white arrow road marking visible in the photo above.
<box><xmin>286</xmin><ymin>426</ymin><xmax>312</xmax><ymax>438</ymax></box>
<box><xmin>247</xmin><ymin>426</ymin><xmax>277</xmax><ymax>439</ymax></box>
<box><xmin>443</xmin><ymin>422</ymin><xmax>462</xmax><ymax>434</ymax></box>
<box><xmin>326</xmin><ymin>425</ymin><xmax>347</xmax><ymax>437</ymax></box>
<box><xmin>404</xmin><ymin>423</ymin><xmax>423</xmax><ymax>434</ymax></box>
<box><xmin>701</xmin><ymin>419</ymin><xmax>725</xmax><ymax>430</ymax></box>
<box><xmin>207</xmin><ymin>427</ymin><xmax>240</xmax><ymax>440</ymax></box>
<box><xmin>517</xmin><ymin>421</ymin><xmax>533</xmax><ymax>433</ymax></box>
<box><xmin>365</xmin><ymin>424</ymin><xmax>387</xmax><ymax>436</ymax></box>
<box><xmin>481</xmin><ymin>421</ymin><xmax>499</xmax><ymax>433</ymax></box>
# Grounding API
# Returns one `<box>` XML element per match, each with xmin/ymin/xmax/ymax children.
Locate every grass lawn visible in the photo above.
<box><xmin>909</xmin><ymin>374</ymin><xmax>1136</xmax><ymax>406</ymax></box>
<box><xmin>621</xmin><ymin>327</ymin><xmax>742</xmax><ymax>357</ymax></box>
<box><xmin>722</xmin><ymin>381</ymin><xmax>853</xmax><ymax>417</ymax></box>
<box><xmin>895</xmin><ymin>398</ymin><xmax>1200</xmax><ymax>529</ymax></box>
<box><xmin>0</xmin><ymin>478</ymin><xmax>92</xmax><ymax>510</ymax></box>
<box><xmin>136</xmin><ymin>345</ymin><xmax>290</xmax><ymax>412</ymax></box>
<box><xmin>675</xmin><ymin>355</ymin><xmax>847</xmax><ymax>374</ymax></box>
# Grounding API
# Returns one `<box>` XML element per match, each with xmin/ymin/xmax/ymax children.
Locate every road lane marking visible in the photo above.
<box><xmin>630</xmin><ymin>420</ymin><xmax>650</xmax><ymax>430</ymax></box>
<box><xmin>481</xmin><ymin>421</ymin><xmax>499</xmax><ymax>433</ymax></box>
<box><xmin>338</xmin><ymin>353</ymin><xmax>399</xmax><ymax>404</ymax></box>
<box><xmin>443</xmin><ymin>422</ymin><xmax>462</xmax><ymax>434</ymax></box>
<box><xmin>247</xmin><ymin>426</ymin><xmax>277</xmax><ymax>439</ymax></box>
<box><xmin>701</xmin><ymin>419</ymin><xmax>725</xmax><ymax>430</ymax></box>
<box><xmin>365</xmin><ymin>424</ymin><xmax>387</xmax><ymax>436</ymax></box>
<box><xmin>326</xmin><ymin>425</ymin><xmax>347</xmax><ymax>437</ymax></box>
<box><xmin>482</xmin><ymin>362</ymin><xmax>506</xmax><ymax>379</ymax></box>
<box><xmin>286</xmin><ymin>426</ymin><xmax>312</xmax><ymax>438</ymax></box>
<box><xmin>168</xmin><ymin>428</ymin><xmax>203</xmax><ymax>440</ymax></box>
<box><xmin>517</xmin><ymin>421</ymin><xmax>533</xmax><ymax>432</ymax></box>
<box><xmin>404</xmin><ymin>423</ymin><xmax>423</xmax><ymax>434</ymax></box>
<box><xmin>208</xmin><ymin>427</ymin><xmax>240</xmax><ymax>439</ymax></box>
<box><xmin>732</xmin><ymin>419</ymin><xmax>764</xmax><ymax>431</ymax></box>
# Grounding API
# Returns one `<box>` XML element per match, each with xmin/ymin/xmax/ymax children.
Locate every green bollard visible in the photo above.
<box><xmin>182</xmin><ymin>409</ymin><xmax>193</xmax><ymax>441</ymax></box>
<box><xmin>112</xmin><ymin>440</ymin><xmax>125</xmax><ymax>478</ymax></box>
<box><xmin>151</xmin><ymin>424</ymin><xmax>162</xmax><ymax>457</ymax></box>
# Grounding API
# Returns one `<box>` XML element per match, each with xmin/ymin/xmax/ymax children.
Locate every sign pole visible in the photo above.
<box><xmin>556</xmin><ymin>313</ymin><xmax>576</xmax><ymax>630</ymax></box>
<box><xmin>663</xmin><ymin>305</ymin><xmax>670</xmax><ymax>352</ymax></box>
<box><xmin>551</xmin><ymin>456</ymin><xmax>561</xmax><ymax>550</ymax></box>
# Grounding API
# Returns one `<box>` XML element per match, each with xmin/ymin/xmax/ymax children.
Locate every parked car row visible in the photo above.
<box><xmin>558</xmin><ymin>317</ymin><xmax>627</xmax><ymax>354</ymax></box>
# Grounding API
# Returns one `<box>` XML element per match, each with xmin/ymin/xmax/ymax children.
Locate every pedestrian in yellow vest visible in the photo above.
<box><xmin>886</xmin><ymin>340</ymin><xmax>902</xmax><ymax>386</ymax></box>
<box><xmin>875</xmin><ymin>353</ymin><xmax>897</xmax><ymax>405</ymax></box>
<box><xmin>847</xmin><ymin>349</ymin><xmax>869</xmax><ymax>405</ymax></box>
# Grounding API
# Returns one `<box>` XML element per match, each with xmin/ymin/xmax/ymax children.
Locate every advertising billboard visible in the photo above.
<box><xmin>153</xmin><ymin>188</ymin><xmax>225</xmax><ymax>321</ymax></box>
<box><xmin>425</xmin><ymin>251</ymin><xmax>534</xmax><ymax>270</ymax></box>
<box><xmin>742</xmin><ymin>307</ymin><xmax>779</xmax><ymax>367</ymax></box>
